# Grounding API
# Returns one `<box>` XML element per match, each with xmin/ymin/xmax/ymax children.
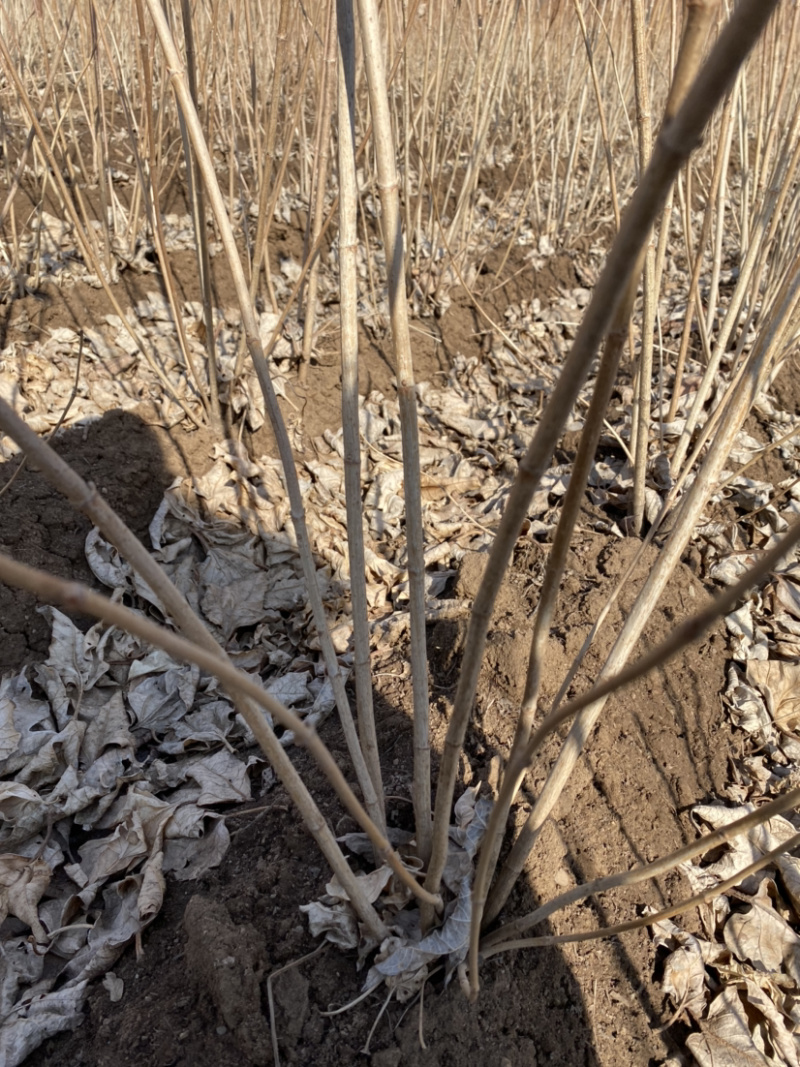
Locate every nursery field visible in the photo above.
<box><xmin>2</xmin><ymin>2</ymin><xmax>800</xmax><ymax>1065</ymax></box>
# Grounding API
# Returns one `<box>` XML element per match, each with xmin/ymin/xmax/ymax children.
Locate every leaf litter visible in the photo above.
<box><xmin>3</xmin><ymin>191</ymin><xmax>800</xmax><ymax>1063</ymax></box>
<box><xmin>649</xmin><ymin>421</ymin><xmax>800</xmax><ymax>1064</ymax></box>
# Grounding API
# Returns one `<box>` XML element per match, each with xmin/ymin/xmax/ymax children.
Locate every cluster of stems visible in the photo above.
<box><xmin>0</xmin><ymin>0</ymin><xmax>797</xmax><ymax>1009</ymax></box>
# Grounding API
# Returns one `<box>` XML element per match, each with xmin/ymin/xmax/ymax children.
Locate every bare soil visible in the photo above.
<box><xmin>4</xmin><ymin>189</ymin><xmax>797</xmax><ymax>1067</ymax></box>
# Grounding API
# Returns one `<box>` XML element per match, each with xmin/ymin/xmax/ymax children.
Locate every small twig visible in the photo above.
<box><xmin>224</xmin><ymin>804</ymin><xmax>272</xmax><ymax>819</ymax></box>
<box><xmin>418</xmin><ymin>976</ymin><xmax>428</xmax><ymax>1051</ymax></box>
<box><xmin>481</xmin><ymin>830</ymin><xmax>800</xmax><ymax>961</ymax></box>
<box><xmin>480</xmin><ymin>781</ymin><xmax>800</xmax><ymax>950</ymax></box>
<box><xmin>653</xmin><ymin>987</ymin><xmax>691</xmax><ymax>1033</ymax></box>
<box><xmin>319</xmin><ymin>983</ymin><xmax>377</xmax><ymax>1017</ymax></box>
<box><xmin>361</xmin><ymin>986</ymin><xmax>394</xmax><ymax>1056</ymax></box>
<box><xmin>43</xmin><ymin>922</ymin><xmax>95</xmax><ymax>942</ymax></box>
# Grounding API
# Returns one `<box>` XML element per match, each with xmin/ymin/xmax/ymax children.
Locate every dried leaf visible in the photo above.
<box><xmin>364</xmin><ymin>877</ymin><xmax>472</xmax><ymax>992</ymax></box>
<box><xmin>0</xmin><ymin>784</ymin><xmax>47</xmax><ymax>849</ymax></box>
<box><xmin>0</xmin><ymin>672</ymin><xmax>52</xmax><ymax>766</ymax></box>
<box><xmin>85</xmin><ymin>527</ymin><xmax>132</xmax><ymax>591</ymax></box>
<box><xmin>0</xmin><ymin>938</ymin><xmax>44</xmax><ymax>1019</ymax></box>
<box><xmin>126</xmin><ymin>656</ymin><xmax>199</xmax><ymax>735</ymax></box>
<box><xmin>724</xmin><ymin>884</ymin><xmax>800</xmax><ymax>984</ymax></box>
<box><xmin>661</xmin><ymin>941</ymin><xmax>710</xmax><ymax>1022</ymax></box>
<box><xmin>747</xmin><ymin>661</ymin><xmax>800</xmax><ymax>738</ymax></box>
<box><xmin>184</xmin><ymin>750</ymin><xmax>252</xmax><ymax>806</ymax></box>
<box><xmin>724</xmin><ymin>666</ymin><xmax>773</xmax><ymax>742</ymax></box>
<box><xmin>0</xmin><ymin>981</ymin><xmax>88</xmax><ymax>1067</ymax></box>
<box><xmin>65</xmin><ymin>877</ymin><xmax>147</xmax><ymax>984</ymax></box>
<box><xmin>774</xmin><ymin>575</ymin><xmax>800</xmax><ymax>622</ymax></box>
<box><xmin>77</xmin><ymin>812</ymin><xmax>150</xmax><ymax>885</ymax></box>
<box><xmin>687</xmin><ymin>985</ymin><xmax>774</xmax><ymax>1067</ymax></box>
<box><xmin>0</xmin><ymin>856</ymin><xmax>51</xmax><ymax>943</ymax></box>
<box><xmin>450</xmin><ymin>793</ymin><xmax>492</xmax><ymax>859</ymax></box>
<box><xmin>690</xmin><ymin>805</ymin><xmax>799</xmax><ymax>893</ymax></box>
<box><xmin>742</xmin><ymin>980</ymin><xmax>799</xmax><ymax>1067</ymax></box>
<box><xmin>299</xmin><ymin>901</ymin><xmax>359</xmax><ymax>950</ymax></box>
<box><xmin>80</xmin><ymin>690</ymin><xmax>136</xmax><ymax>766</ymax></box>
<box><xmin>265</xmin><ymin>672</ymin><xmax>311</xmax><ymax>707</ymax></box>
<box><xmin>726</xmin><ymin>604</ymin><xmax>770</xmax><ymax>662</ymax></box>
<box><xmin>162</xmin><ymin>817</ymin><xmax>229</xmax><ymax>881</ymax></box>
<box><xmin>326</xmin><ymin>865</ymin><xmax>392</xmax><ymax>905</ymax></box>
<box><xmin>38</xmin><ymin>606</ymin><xmax>111</xmax><ymax>701</ymax></box>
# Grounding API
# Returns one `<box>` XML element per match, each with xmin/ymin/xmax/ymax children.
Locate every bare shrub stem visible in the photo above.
<box><xmin>142</xmin><ymin>0</ymin><xmax>386</xmax><ymax>836</ymax></box>
<box><xmin>426</xmin><ymin>0</ymin><xmax>783</xmax><ymax>921</ymax></box>
<box><xmin>337</xmin><ymin>0</ymin><xmax>385</xmax><ymax>817</ymax></box>
<box><xmin>355</xmin><ymin>0</ymin><xmax>432</xmax><ymax>865</ymax></box>
<box><xmin>482</xmin><ymin>784</ymin><xmax>800</xmax><ymax>950</ymax></box>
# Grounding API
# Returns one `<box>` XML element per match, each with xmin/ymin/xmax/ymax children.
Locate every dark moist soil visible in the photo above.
<box><xmin>5</xmin><ymin>187</ymin><xmax>800</xmax><ymax>1067</ymax></box>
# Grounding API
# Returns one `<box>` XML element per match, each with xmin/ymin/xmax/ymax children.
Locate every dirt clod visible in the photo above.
<box><xmin>371</xmin><ymin>1048</ymin><xmax>403</xmax><ymax>1067</ymax></box>
<box><xmin>184</xmin><ymin>895</ymin><xmax>272</xmax><ymax>1066</ymax></box>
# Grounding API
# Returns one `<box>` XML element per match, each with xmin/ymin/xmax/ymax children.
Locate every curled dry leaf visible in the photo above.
<box><xmin>661</xmin><ymin>941</ymin><xmax>711</xmax><ymax>1024</ymax></box>
<box><xmin>747</xmin><ymin>661</ymin><xmax>800</xmax><ymax>739</ymax></box>
<box><xmin>0</xmin><ymin>855</ymin><xmax>51</xmax><ymax>944</ymax></box>
<box><xmin>742</xmin><ymin>981</ymin><xmax>799</xmax><ymax>1067</ymax></box>
<box><xmin>687</xmin><ymin>984</ymin><xmax>778</xmax><ymax>1067</ymax></box>
<box><xmin>724</xmin><ymin>881</ymin><xmax>800</xmax><ymax>984</ymax></box>
<box><xmin>0</xmin><ymin>981</ymin><xmax>89</xmax><ymax>1067</ymax></box>
<box><xmin>299</xmin><ymin>901</ymin><xmax>360</xmax><ymax>951</ymax></box>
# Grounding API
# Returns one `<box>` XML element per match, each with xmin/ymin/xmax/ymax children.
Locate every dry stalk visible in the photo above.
<box><xmin>469</xmin><ymin>12</ymin><xmax>741</xmax><ymax>926</ymax></box>
<box><xmin>356</xmin><ymin>0</ymin><xmax>432</xmax><ymax>865</ymax></box>
<box><xmin>573</xmin><ymin>0</ymin><xmax>621</xmax><ymax>231</ymax></box>
<box><xmin>629</xmin><ymin>0</ymin><xmax>656</xmax><ymax>535</ymax></box>
<box><xmin>470</xmin><ymin>298</ymin><xmax>632</xmax><ymax>954</ymax></box>
<box><xmin>469</xmin><ymin>496</ymin><xmax>800</xmax><ymax>991</ymax></box>
<box><xmin>130</xmin><ymin>0</ymin><xmax>211</xmax><ymax>420</ymax></box>
<box><xmin>234</xmin><ymin>10</ymin><xmax>320</xmax><ymax>375</ymax></box>
<box><xmin>337</xmin><ymin>0</ymin><xmax>385</xmax><ymax>816</ymax></box>
<box><xmin>444</xmin><ymin>1</ymin><xmax>521</xmax><ymax>261</ymax></box>
<box><xmin>656</xmin><ymin>0</ymin><xmax>718</xmax><ymax>326</ymax></box>
<box><xmin>178</xmin><ymin>0</ymin><xmax>222</xmax><ymax>425</ymax></box>
<box><xmin>142</xmin><ymin>0</ymin><xmax>386</xmax><ymax>837</ymax></box>
<box><xmin>482</xmin><ymin>784</ymin><xmax>800</xmax><ymax>950</ymax></box>
<box><xmin>247</xmin><ymin>0</ymin><xmax>295</xmax><ymax>312</ymax></box>
<box><xmin>665</xmin><ymin>84</ymin><xmax>734</xmax><ymax>424</ymax></box>
<box><xmin>0</xmin><ymin>26</ymin><xmax>201</xmax><ymax>428</ymax></box>
<box><xmin>0</xmin><ymin>1</ymin><xmax>76</xmax><ymax>229</ymax></box>
<box><xmin>482</xmin><ymin>830</ymin><xmax>800</xmax><ymax>960</ymax></box>
<box><xmin>481</xmin><ymin>249</ymin><xmax>800</xmax><ymax>952</ymax></box>
<box><xmin>300</xmin><ymin>0</ymin><xmax>337</xmax><ymax>385</ymax></box>
<box><xmin>425</xmin><ymin>0</ymin><xmax>783</xmax><ymax>921</ymax></box>
<box><xmin>88</xmin><ymin>2</ymin><xmax>113</xmax><ymax>281</ymax></box>
<box><xmin>670</xmin><ymin>105</ymin><xmax>800</xmax><ymax>477</ymax></box>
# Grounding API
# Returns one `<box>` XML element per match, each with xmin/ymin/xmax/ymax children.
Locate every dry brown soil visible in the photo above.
<box><xmin>3</xmin><ymin>198</ymin><xmax>798</xmax><ymax>1067</ymax></box>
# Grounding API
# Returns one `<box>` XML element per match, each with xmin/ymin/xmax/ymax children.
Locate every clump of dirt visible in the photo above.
<box><xmin>183</xmin><ymin>896</ymin><xmax>271</xmax><ymax>1065</ymax></box>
